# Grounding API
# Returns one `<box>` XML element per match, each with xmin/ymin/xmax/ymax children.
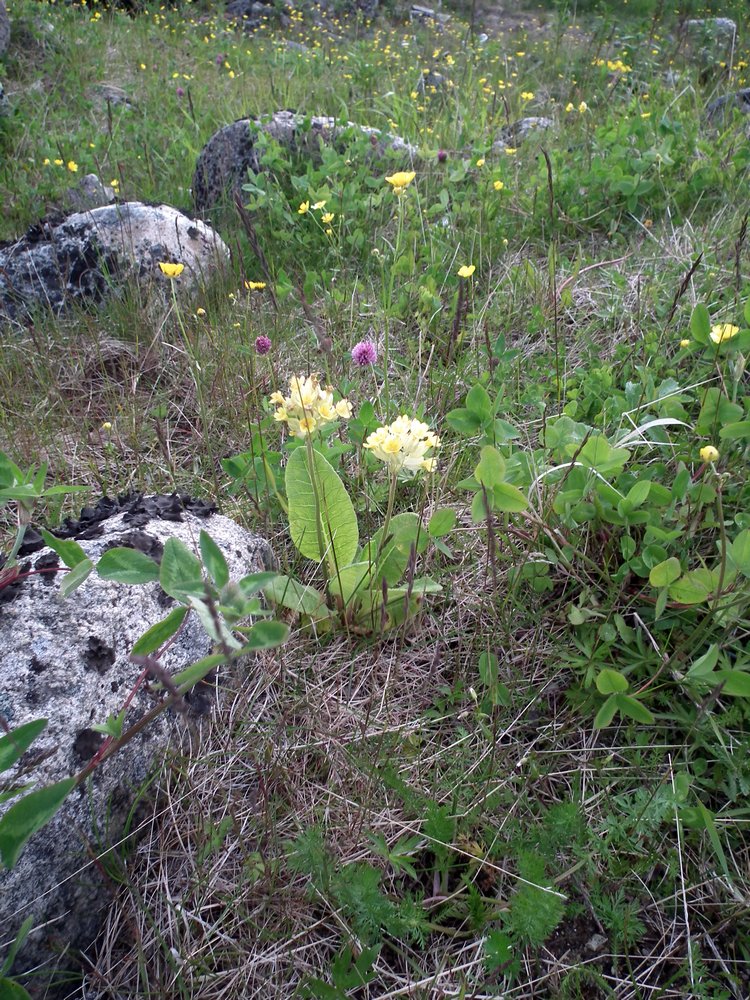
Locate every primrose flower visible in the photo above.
<box><xmin>269</xmin><ymin>374</ymin><xmax>352</xmax><ymax>438</ymax></box>
<box><xmin>578</xmin><ymin>101</ymin><xmax>588</xmax><ymax>112</ymax></box>
<box><xmin>351</xmin><ymin>340</ymin><xmax>378</xmax><ymax>366</ymax></box>
<box><xmin>158</xmin><ymin>262</ymin><xmax>185</xmax><ymax>278</ymax></box>
<box><xmin>385</xmin><ymin>170</ymin><xmax>416</xmax><ymax>195</ymax></box>
<box><xmin>364</xmin><ymin>416</ymin><xmax>440</xmax><ymax>478</ymax></box>
<box><xmin>457</xmin><ymin>264</ymin><xmax>476</xmax><ymax>279</ymax></box>
<box><xmin>298</xmin><ymin>201</ymin><xmax>310</xmax><ymax>214</ymax></box>
<box><xmin>710</xmin><ymin>324</ymin><xmax>740</xmax><ymax>344</ymax></box>
<box><xmin>255</xmin><ymin>335</ymin><xmax>272</xmax><ymax>355</ymax></box>
<box><xmin>699</xmin><ymin>445</ymin><xmax>720</xmax><ymax>463</ymax></box>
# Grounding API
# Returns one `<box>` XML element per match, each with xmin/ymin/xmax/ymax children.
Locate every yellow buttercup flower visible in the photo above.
<box><xmin>457</xmin><ymin>264</ymin><xmax>476</xmax><ymax>279</ymax></box>
<box><xmin>565</xmin><ymin>102</ymin><xmax>575</xmax><ymax>112</ymax></box>
<box><xmin>364</xmin><ymin>416</ymin><xmax>440</xmax><ymax>478</ymax></box>
<box><xmin>521</xmin><ymin>91</ymin><xmax>534</xmax><ymax>100</ymax></box>
<box><xmin>710</xmin><ymin>324</ymin><xmax>740</xmax><ymax>344</ymax></box>
<box><xmin>385</xmin><ymin>170</ymin><xmax>416</xmax><ymax>195</ymax></box>
<box><xmin>269</xmin><ymin>374</ymin><xmax>352</xmax><ymax>438</ymax></box>
<box><xmin>679</xmin><ymin>338</ymin><xmax>690</xmax><ymax>348</ymax></box>
<box><xmin>244</xmin><ymin>280</ymin><xmax>267</xmax><ymax>290</ymax></box>
<box><xmin>578</xmin><ymin>101</ymin><xmax>588</xmax><ymax>112</ymax></box>
<box><xmin>476</xmin><ymin>158</ymin><xmax>485</xmax><ymax>168</ymax></box>
<box><xmin>321</xmin><ymin>212</ymin><xmax>335</xmax><ymax>224</ymax></box>
<box><xmin>699</xmin><ymin>445</ymin><xmax>719</xmax><ymax>463</ymax></box>
<box><xmin>158</xmin><ymin>262</ymin><xmax>185</xmax><ymax>278</ymax></box>
<box><xmin>298</xmin><ymin>201</ymin><xmax>310</xmax><ymax>214</ymax></box>
<box><xmin>493</xmin><ymin>180</ymin><xmax>504</xmax><ymax>191</ymax></box>
<box><xmin>311</xmin><ymin>200</ymin><xmax>327</xmax><ymax>210</ymax></box>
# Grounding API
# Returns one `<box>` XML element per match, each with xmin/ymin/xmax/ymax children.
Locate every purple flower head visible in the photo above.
<box><xmin>437</xmin><ymin>149</ymin><xmax>448</xmax><ymax>163</ymax></box>
<box><xmin>215</xmin><ymin>53</ymin><xmax>225</xmax><ymax>66</ymax></box>
<box><xmin>352</xmin><ymin>340</ymin><xmax>378</xmax><ymax>366</ymax></box>
<box><xmin>255</xmin><ymin>335</ymin><xmax>272</xmax><ymax>356</ymax></box>
<box><xmin>176</xmin><ymin>86</ymin><xmax>185</xmax><ymax>98</ymax></box>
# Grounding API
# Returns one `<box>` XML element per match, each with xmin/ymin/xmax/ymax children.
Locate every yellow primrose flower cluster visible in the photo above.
<box><xmin>594</xmin><ymin>57</ymin><xmax>631</xmax><ymax>73</ymax></box>
<box><xmin>364</xmin><ymin>416</ymin><xmax>440</xmax><ymax>477</ymax></box>
<box><xmin>270</xmin><ymin>374</ymin><xmax>352</xmax><ymax>438</ymax></box>
<box><xmin>385</xmin><ymin>171</ymin><xmax>416</xmax><ymax>195</ymax></box>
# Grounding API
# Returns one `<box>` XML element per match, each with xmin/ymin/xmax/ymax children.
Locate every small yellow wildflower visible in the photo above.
<box><xmin>244</xmin><ymin>280</ymin><xmax>267</xmax><ymax>290</ymax></box>
<box><xmin>578</xmin><ymin>101</ymin><xmax>588</xmax><ymax>112</ymax></box>
<box><xmin>505</xmin><ymin>147</ymin><xmax>517</xmax><ymax>155</ymax></box>
<box><xmin>196</xmin><ymin>307</ymin><xmax>206</xmax><ymax>316</ymax></box>
<box><xmin>699</xmin><ymin>445</ymin><xmax>719</xmax><ymax>463</ymax></box>
<box><xmin>321</xmin><ymin>212</ymin><xmax>334</xmax><ymax>224</ymax></box>
<box><xmin>457</xmin><ymin>264</ymin><xmax>476</xmax><ymax>279</ymax></box>
<box><xmin>385</xmin><ymin>170</ymin><xmax>416</xmax><ymax>195</ymax></box>
<box><xmin>565</xmin><ymin>102</ymin><xmax>575</xmax><ymax>112</ymax></box>
<box><xmin>312</xmin><ymin>200</ymin><xmax>327</xmax><ymax>210</ymax></box>
<box><xmin>476</xmin><ymin>158</ymin><xmax>485</xmax><ymax>168</ymax></box>
<box><xmin>493</xmin><ymin>180</ymin><xmax>504</xmax><ymax>191</ymax></box>
<box><xmin>710</xmin><ymin>324</ymin><xmax>740</xmax><ymax>344</ymax></box>
<box><xmin>158</xmin><ymin>262</ymin><xmax>185</xmax><ymax>278</ymax></box>
<box><xmin>110</xmin><ymin>178</ymin><xmax>119</xmax><ymax>189</ymax></box>
<box><xmin>54</xmin><ymin>159</ymin><xmax>63</xmax><ymax>166</ymax></box>
<box><xmin>679</xmin><ymin>338</ymin><xmax>690</xmax><ymax>348</ymax></box>
<box><xmin>298</xmin><ymin>201</ymin><xmax>310</xmax><ymax>214</ymax></box>
<box><xmin>101</xmin><ymin>421</ymin><xmax>112</xmax><ymax>431</ymax></box>
<box><xmin>521</xmin><ymin>90</ymin><xmax>534</xmax><ymax>100</ymax></box>
<box><xmin>43</xmin><ymin>158</ymin><xmax>51</xmax><ymax>166</ymax></box>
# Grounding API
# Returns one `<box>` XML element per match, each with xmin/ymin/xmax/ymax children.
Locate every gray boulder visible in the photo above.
<box><xmin>0</xmin><ymin>0</ymin><xmax>10</xmax><ymax>57</ymax></box>
<box><xmin>0</xmin><ymin>80</ymin><xmax>8</xmax><ymax>117</ymax></box>
<box><xmin>0</xmin><ymin>496</ymin><xmax>274</xmax><ymax>993</ymax></box>
<box><xmin>494</xmin><ymin>116</ymin><xmax>553</xmax><ymax>150</ymax></box>
<box><xmin>0</xmin><ymin>202</ymin><xmax>229</xmax><ymax>324</ymax></box>
<box><xmin>193</xmin><ymin>110</ymin><xmax>418</xmax><ymax>214</ymax></box>
<box><xmin>706</xmin><ymin>87</ymin><xmax>750</xmax><ymax>123</ymax></box>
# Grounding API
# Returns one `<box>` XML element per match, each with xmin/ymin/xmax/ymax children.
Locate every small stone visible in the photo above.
<box><xmin>585</xmin><ymin>933</ymin><xmax>608</xmax><ymax>953</ymax></box>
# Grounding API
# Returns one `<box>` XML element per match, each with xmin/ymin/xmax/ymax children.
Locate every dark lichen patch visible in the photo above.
<box><xmin>110</xmin><ymin>530</ymin><xmax>164</xmax><ymax>562</ymax></box>
<box><xmin>34</xmin><ymin>551</ymin><xmax>61</xmax><ymax>585</ymax></box>
<box><xmin>30</xmin><ymin>655</ymin><xmax>47</xmax><ymax>673</ymax></box>
<box><xmin>73</xmin><ymin>727</ymin><xmax>104</xmax><ymax>763</ymax></box>
<box><xmin>84</xmin><ymin>636</ymin><xmax>116</xmax><ymax>674</ymax></box>
<box><xmin>0</xmin><ymin>559</ymin><xmax>30</xmax><ymax>606</ymax></box>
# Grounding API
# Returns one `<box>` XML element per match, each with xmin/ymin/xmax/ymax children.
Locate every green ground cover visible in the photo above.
<box><xmin>2</xmin><ymin>0</ymin><xmax>750</xmax><ymax>996</ymax></box>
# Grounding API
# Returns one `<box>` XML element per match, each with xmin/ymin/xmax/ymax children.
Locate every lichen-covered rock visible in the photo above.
<box><xmin>0</xmin><ymin>202</ymin><xmax>229</xmax><ymax>324</ymax></box>
<box><xmin>0</xmin><ymin>495</ymin><xmax>274</xmax><ymax>993</ymax></box>
<box><xmin>63</xmin><ymin>173</ymin><xmax>116</xmax><ymax>212</ymax></box>
<box><xmin>0</xmin><ymin>0</ymin><xmax>10</xmax><ymax>57</ymax></box>
<box><xmin>193</xmin><ymin>110</ymin><xmax>418</xmax><ymax>214</ymax></box>
<box><xmin>706</xmin><ymin>87</ymin><xmax>750</xmax><ymax>124</ymax></box>
<box><xmin>493</xmin><ymin>116</ymin><xmax>553</xmax><ymax>150</ymax></box>
<box><xmin>0</xmin><ymin>80</ymin><xmax>8</xmax><ymax>116</ymax></box>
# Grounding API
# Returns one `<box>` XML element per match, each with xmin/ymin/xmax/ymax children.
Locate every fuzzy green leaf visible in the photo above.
<box><xmin>199</xmin><ymin>530</ymin><xmax>229</xmax><ymax>589</ymax></box>
<box><xmin>160</xmin><ymin>538</ymin><xmax>205</xmax><ymax>601</ymax></box>
<box><xmin>0</xmin><ymin>778</ymin><xmax>76</xmax><ymax>870</ymax></box>
<box><xmin>0</xmin><ymin>720</ymin><xmax>47</xmax><ymax>773</ymax></box>
<box><xmin>40</xmin><ymin>529</ymin><xmax>88</xmax><ymax>569</ymax></box>
<box><xmin>131</xmin><ymin>606</ymin><xmax>190</xmax><ymax>656</ymax></box>
<box><xmin>97</xmin><ymin>547</ymin><xmax>160</xmax><ymax>585</ymax></box>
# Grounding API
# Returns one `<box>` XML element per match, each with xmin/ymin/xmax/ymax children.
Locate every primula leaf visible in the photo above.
<box><xmin>615</xmin><ymin>694</ymin><xmax>654</xmax><ymax>724</ymax></box>
<box><xmin>716</xmin><ymin>670</ymin><xmax>750</xmax><ymax>697</ymax></box>
<box><xmin>242</xmin><ymin>620</ymin><xmax>290</xmax><ymax>650</ymax></box>
<box><xmin>729</xmin><ymin>530</ymin><xmax>750</xmax><ymax>576</ymax></box>
<box><xmin>594</xmin><ymin>695</ymin><xmax>619</xmax><ymax>729</ymax></box>
<box><xmin>264</xmin><ymin>574</ymin><xmax>329</xmax><ymax>614</ymax></box>
<box><xmin>364</xmin><ymin>513</ymin><xmax>426</xmax><ymax>586</ymax></box>
<box><xmin>428</xmin><ymin>508</ymin><xmax>456</xmax><ymax>537</ymax></box>
<box><xmin>492</xmin><ymin>481</ymin><xmax>529</xmax><ymax>513</ymax></box>
<box><xmin>0</xmin><ymin>778</ymin><xmax>76</xmax><ymax>870</ymax></box>
<box><xmin>466</xmin><ymin>383</ymin><xmax>492</xmax><ymax>422</ymax></box>
<box><xmin>286</xmin><ymin>448</ymin><xmax>358</xmax><ymax>571</ymax></box>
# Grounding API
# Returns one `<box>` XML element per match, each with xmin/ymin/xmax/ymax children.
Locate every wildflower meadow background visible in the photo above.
<box><xmin>2</xmin><ymin>0</ymin><xmax>750</xmax><ymax>996</ymax></box>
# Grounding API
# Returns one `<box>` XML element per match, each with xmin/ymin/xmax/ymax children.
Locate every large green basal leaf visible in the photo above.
<box><xmin>286</xmin><ymin>447</ymin><xmax>359</xmax><ymax>570</ymax></box>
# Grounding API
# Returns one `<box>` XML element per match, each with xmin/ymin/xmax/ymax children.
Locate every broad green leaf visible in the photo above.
<box><xmin>328</xmin><ymin>562</ymin><xmax>372</xmax><ymax>606</ymax></box>
<box><xmin>668</xmin><ymin>568</ymin><xmax>718</xmax><ymax>605</ymax></box>
<box><xmin>0</xmin><ymin>720</ymin><xmax>47</xmax><ymax>773</ymax></box>
<box><xmin>40</xmin><ymin>529</ymin><xmax>88</xmax><ymax>569</ymax></box>
<box><xmin>615</xmin><ymin>694</ymin><xmax>654</xmax><ymax>724</ymax></box>
<box><xmin>364</xmin><ymin>513</ymin><xmax>426</xmax><ymax>586</ymax></box>
<box><xmin>242</xmin><ymin>620</ymin><xmax>290</xmax><ymax>650</ymax></box>
<box><xmin>0</xmin><ymin>977</ymin><xmax>32</xmax><ymax>999</ymax></box>
<box><xmin>264</xmin><ymin>574</ymin><xmax>329</xmax><ymax>615</ymax></box>
<box><xmin>131</xmin><ymin>606</ymin><xmax>190</xmax><ymax>656</ymax></box>
<box><xmin>729</xmin><ymin>530</ymin><xmax>750</xmax><ymax>576</ymax></box>
<box><xmin>625</xmin><ymin>480</ymin><xmax>651</xmax><ymax>508</ymax></box>
<box><xmin>160</xmin><ymin>538</ymin><xmax>205</xmax><ymax>601</ymax></box>
<box><xmin>690</xmin><ymin>303</ymin><xmax>711</xmax><ymax>344</ymax></box>
<box><xmin>687</xmin><ymin>644</ymin><xmax>719</xmax><ymax>678</ymax></box>
<box><xmin>596</xmin><ymin>669</ymin><xmax>629</xmax><ymax>695</ymax></box>
<box><xmin>0</xmin><ymin>778</ymin><xmax>75</xmax><ymax>870</ymax></box>
<box><xmin>716</xmin><ymin>670</ymin><xmax>750</xmax><ymax>697</ymax></box>
<box><xmin>199</xmin><ymin>531</ymin><xmax>229</xmax><ymax>589</ymax></box>
<box><xmin>97</xmin><ymin>548</ymin><xmax>160</xmax><ymax>585</ymax></box>
<box><xmin>572</xmin><ymin>436</ymin><xmax>631</xmax><ymax>476</ymax></box>
<box><xmin>471</xmin><ymin>489</ymin><xmax>490</xmax><ymax>523</ymax></box>
<box><xmin>478</xmin><ymin>651</ymin><xmax>498</xmax><ymax>687</ymax></box>
<box><xmin>60</xmin><ymin>558</ymin><xmax>94</xmax><ymax>598</ymax></box>
<box><xmin>445</xmin><ymin>408</ymin><xmax>483</xmax><ymax>436</ymax></box>
<box><xmin>649</xmin><ymin>557</ymin><xmax>682</xmax><ymax>588</ymax></box>
<box><xmin>428</xmin><ymin>508</ymin><xmax>456</xmax><ymax>537</ymax></box>
<box><xmin>491</xmin><ymin>481</ymin><xmax>529</xmax><ymax>513</ymax></box>
<box><xmin>466</xmin><ymin>383</ymin><xmax>492</xmax><ymax>422</ymax></box>
<box><xmin>719</xmin><ymin>420</ymin><xmax>750</xmax><ymax>441</ymax></box>
<box><xmin>475</xmin><ymin>446</ymin><xmax>506</xmax><ymax>489</ymax></box>
<box><xmin>286</xmin><ymin>448</ymin><xmax>358</xmax><ymax>571</ymax></box>
<box><xmin>594</xmin><ymin>695</ymin><xmax>619</xmax><ymax>728</ymax></box>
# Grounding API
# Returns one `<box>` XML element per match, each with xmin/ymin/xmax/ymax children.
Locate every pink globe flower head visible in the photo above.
<box><xmin>176</xmin><ymin>86</ymin><xmax>185</xmax><ymax>98</ymax></box>
<box><xmin>255</xmin><ymin>335</ymin><xmax>272</xmax><ymax>355</ymax></box>
<box><xmin>352</xmin><ymin>340</ymin><xmax>378</xmax><ymax>366</ymax></box>
<box><xmin>438</xmin><ymin>149</ymin><xmax>448</xmax><ymax>163</ymax></box>
<box><xmin>215</xmin><ymin>53</ymin><xmax>225</xmax><ymax>66</ymax></box>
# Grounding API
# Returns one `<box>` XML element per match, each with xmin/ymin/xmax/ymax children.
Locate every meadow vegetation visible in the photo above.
<box><xmin>2</xmin><ymin>0</ymin><xmax>750</xmax><ymax>995</ymax></box>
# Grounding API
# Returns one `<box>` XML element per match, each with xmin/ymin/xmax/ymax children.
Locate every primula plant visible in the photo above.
<box><xmin>261</xmin><ymin>375</ymin><xmax>442</xmax><ymax>634</ymax></box>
